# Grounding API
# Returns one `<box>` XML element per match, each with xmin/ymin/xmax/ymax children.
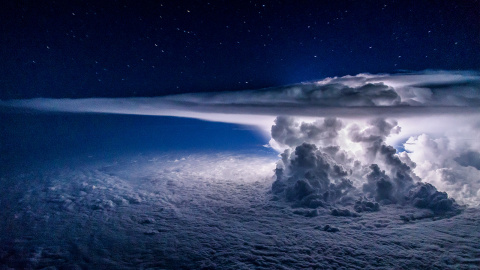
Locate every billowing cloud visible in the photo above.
<box><xmin>270</xmin><ymin>116</ymin><xmax>462</xmax><ymax>214</ymax></box>
<box><xmin>271</xmin><ymin>116</ymin><xmax>343</xmax><ymax>149</ymax></box>
<box><xmin>404</xmin><ymin>134</ymin><xmax>480</xmax><ymax>207</ymax></box>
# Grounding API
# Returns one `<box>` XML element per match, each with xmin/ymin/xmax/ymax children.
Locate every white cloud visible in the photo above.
<box><xmin>2</xmin><ymin>70</ymin><xmax>479</xmax><ymax>125</ymax></box>
<box><xmin>269</xmin><ymin>115</ymin><xmax>479</xmax><ymax>209</ymax></box>
<box><xmin>404</xmin><ymin>134</ymin><xmax>480</xmax><ymax>206</ymax></box>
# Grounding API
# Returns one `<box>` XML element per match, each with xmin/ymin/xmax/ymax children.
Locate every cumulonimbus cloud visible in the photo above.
<box><xmin>2</xmin><ymin>70</ymin><xmax>479</xmax><ymax>207</ymax></box>
<box><xmin>270</xmin><ymin>116</ymin><xmax>463</xmax><ymax>214</ymax></box>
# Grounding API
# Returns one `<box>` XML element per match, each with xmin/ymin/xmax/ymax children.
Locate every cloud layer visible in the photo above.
<box><xmin>2</xmin><ymin>70</ymin><xmax>480</xmax><ymax>123</ymax></box>
<box><xmin>166</xmin><ymin>70</ymin><xmax>480</xmax><ymax>109</ymax></box>
<box><xmin>3</xmin><ymin>152</ymin><xmax>479</xmax><ymax>269</ymax></box>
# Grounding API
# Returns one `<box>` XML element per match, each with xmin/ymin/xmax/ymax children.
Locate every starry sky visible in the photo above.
<box><xmin>1</xmin><ymin>0</ymin><xmax>479</xmax><ymax>99</ymax></box>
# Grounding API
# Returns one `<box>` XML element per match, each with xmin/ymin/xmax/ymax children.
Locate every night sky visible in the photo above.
<box><xmin>2</xmin><ymin>2</ymin><xmax>480</xmax><ymax>269</ymax></box>
<box><xmin>1</xmin><ymin>0</ymin><xmax>479</xmax><ymax>99</ymax></box>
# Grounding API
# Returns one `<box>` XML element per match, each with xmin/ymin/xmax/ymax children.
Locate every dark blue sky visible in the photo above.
<box><xmin>1</xmin><ymin>0</ymin><xmax>479</xmax><ymax>99</ymax></box>
<box><xmin>0</xmin><ymin>110</ymin><xmax>274</xmax><ymax>173</ymax></box>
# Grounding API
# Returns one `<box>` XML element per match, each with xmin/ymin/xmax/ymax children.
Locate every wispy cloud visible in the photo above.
<box><xmin>2</xmin><ymin>70</ymin><xmax>479</xmax><ymax>123</ymax></box>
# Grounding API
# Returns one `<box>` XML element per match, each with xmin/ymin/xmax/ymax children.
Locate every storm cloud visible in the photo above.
<box><xmin>2</xmin><ymin>70</ymin><xmax>478</xmax><ymax>208</ymax></box>
<box><xmin>269</xmin><ymin>116</ymin><xmax>461</xmax><ymax>214</ymax></box>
